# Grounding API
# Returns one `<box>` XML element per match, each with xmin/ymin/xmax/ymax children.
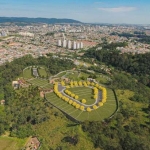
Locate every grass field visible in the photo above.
<box><xmin>65</xmin><ymin>71</ymin><xmax>79</xmax><ymax>80</ymax></box>
<box><xmin>0</xmin><ymin>137</ymin><xmax>27</xmax><ymax>150</ymax></box>
<box><xmin>38</xmin><ymin>68</ymin><xmax>47</xmax><ymax>78</ymax></box>
<box><xmin>56</xmin><ymin>72</ymin><xmax>67</xmax><ymax>77</ymax></box>
<box><xmin>42</xmin><ymin>83</ymin><xmax>53</xmax><ymax>90</ymax></box>
<box><xmin>23</xmin><ymin>68</ymin><xmax>32</xmax><ymax>79</ymax></box>
<box><xmin>35</xmin><ymin>108</ymin><xmax>95</xmax><ymax>150</ymax></box>
<box><xmin>69</xmin><ymin>87</ymin><xmax>95</xmax><ymax>105</ymax></box>
<box><xmin>116</xmin><ymin>90</ymin><xmax>149</xmax><ymax>125</ymax></box>
<box><xmin>78</xmin><ymin>72</ymin><xmax>89</xmax><ymax>79</ymax></box>
<box><xmin>96</xmin><ymin>75</ymin><xmax>110</xmax><ymax>84</ymax></box>
<box><xmin>28</xmin><ymin>78</ymin><xmax>49</xmax><ymax>87</ymax></box>
<box><xmin>45</xmin><ymin>88</ymin><xmax>117</xmax><ymax>121</ymax></box>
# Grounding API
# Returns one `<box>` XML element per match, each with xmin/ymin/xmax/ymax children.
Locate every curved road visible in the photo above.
<box><xmin>58</xmin><ymin>84</ymin><xmax>103</xmax><ymax>110</ymax></box>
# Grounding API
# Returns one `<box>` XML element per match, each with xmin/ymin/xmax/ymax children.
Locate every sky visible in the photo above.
<box><xmin>0</xmin><ymin>0</ymin><xmax>150</xmax><ymax>24</ymax></box>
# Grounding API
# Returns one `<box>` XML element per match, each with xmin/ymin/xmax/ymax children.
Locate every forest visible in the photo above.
<box><xmin>84</xmin><ymin>44</ymin><xmax>150</xmax><ymax>87</ymax></box>
<box><xmin>82</xmin><ymin>45</ymin><xmax>150</xmax><ymax>149</ymax></box>
<box><xmin>0</xmin><ymin>55</ymin><xmax>75</xmax><ymax>137</ymax></box>
<box><xmin>0</xmin><ymin>51</ymin><xmax>149</xmax><ymax>149</ymax></box>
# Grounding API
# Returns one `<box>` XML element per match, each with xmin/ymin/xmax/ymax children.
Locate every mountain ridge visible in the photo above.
<box><xmin>0</xmin><ymin>17</ymin><xmax>82</xmax><ymax>24</ymax></box>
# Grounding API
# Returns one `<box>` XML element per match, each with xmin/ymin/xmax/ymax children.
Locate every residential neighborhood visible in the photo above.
<box><xmin>0</xmin><ymin>23</ymin><xmax>150</xmax><ymax>65</ymax></box>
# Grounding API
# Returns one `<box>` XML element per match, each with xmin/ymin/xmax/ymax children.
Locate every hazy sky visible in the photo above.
<box><xmin>0</xmin><ymin>0</ymin><xmax>150</xmax><ymax>24</ymax></box>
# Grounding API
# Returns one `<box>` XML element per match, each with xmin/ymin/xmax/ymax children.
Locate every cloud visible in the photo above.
<box><xmin>98</xmin><ymin>7</ymin><xmax>136</xmax><ymax>13</ymax></box>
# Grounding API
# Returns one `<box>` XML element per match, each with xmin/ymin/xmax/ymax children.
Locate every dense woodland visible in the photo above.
<box><xmin>0</xmin><ymin>49</ymin><xmax>149</xmax><ymax>149</ymax></box>
<box><xmin>82</xmin><ymin>45</ymin><xmax>150</xmax><ymax>149</ymax></box>
<box><xmin>84</xmin><ymin>43</ymin><xmax>150</xmax><ymax>86</ymax></box>
<box><xmin>0</xmin><ymin>55</ymin><xmax>75</xmax><ymax>137</ymax></box>
<box><xmin>83</xmin><ymin>44</ymin><xmax>150</xmax><ymax>104</ymax></box>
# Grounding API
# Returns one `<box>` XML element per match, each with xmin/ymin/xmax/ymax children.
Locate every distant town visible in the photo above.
<box><xmin>0</xmin><ymin>22</ymin><xmax>150</xmax><ymax>65</ymax></box>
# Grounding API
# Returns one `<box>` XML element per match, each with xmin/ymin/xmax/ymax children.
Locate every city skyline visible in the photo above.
<box><xmin>0</xmin><ymin>0</ymin><xmax>150</xmax><ymax>24</ymax></box>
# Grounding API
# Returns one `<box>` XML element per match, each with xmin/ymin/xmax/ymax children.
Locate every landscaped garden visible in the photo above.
<box><xmin>45</xmin><ymin>87</ymin><xmax>116</xmax><ymax>121</ymax></box>
<box><xmin>22</xmin><ymin>68</ymin><xmax>117</xmax><ymax>122</ymax></box>
<box><xmin>45</xmin><ymin>79</ymin><xmax>117</xmax><ymax>121</ymax></box>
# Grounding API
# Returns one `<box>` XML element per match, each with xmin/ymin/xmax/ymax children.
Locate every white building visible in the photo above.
<box><xmin>58</xmin><ymin>40</ymin><xmax>62</xmax><ymax>47</ymax></box>
<box><xmin>73</xmin><ymin>41</ymin><xmax>77</xmax><ymax>49</ymax></box>
<box><xmin>68</xmin><ymin>40</ymin><xmax>72</xmax><ymax>49</ymax></box>
<box><xmin>77</xmin><ymin>43</ymin><xmax>80</xmax><ymax>49</ymax></box>
<box><xmin>80</xmin><ymin>42</ymin><xmax>83</xmax><ymax>49</ymax></box>
<box><xmin>19</xmin><ymin>32</ymin><xmax>34</xmax><ymax>37</ymax></box>
<box><xmin>63</xmin><ymin>40</ymin><xmax>67</xmax><ymax>48</ymax></box>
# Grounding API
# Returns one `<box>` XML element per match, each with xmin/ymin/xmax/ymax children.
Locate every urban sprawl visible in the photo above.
<box><xmin>0</xmin><ymin>23</ymin><xmax>150</xmax><ymax>66</ymax></box>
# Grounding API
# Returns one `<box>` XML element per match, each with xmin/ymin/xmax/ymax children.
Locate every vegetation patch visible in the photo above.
<box><xmin>46</xmin><ymin>84</ymin><xmax>117</xmax><ymax>121</ymax></box>
<box><xmin>0</xmin><ymin>137</ymin><xmax>27</xmax><ymax>150</ymax></box>
<box><xmin>28</xmin><ymin>78</ymin><xmax>49</xmax><ymax>87</ymax></box>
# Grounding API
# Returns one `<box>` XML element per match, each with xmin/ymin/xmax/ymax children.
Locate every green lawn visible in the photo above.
<box><xmin>96</xmin><ymin>75</ymin><xmax>110</xmax><ymax>84</ymax></box>
<box><xmin>38</xmin><ymin>68</ymin><xmax>47</xmax><ymax>78</ymax></box>
<box><xmin>28</xmin><ymin>78</ymin><xmax>49</xmax><ymax>87</ymax></box>
<box><xmin>42</xmin><ymin>83</ymin><xmax>53</xmax><ymax>90</ymax></box>
<box><xmin>23</xmin><ymin>68</ymin><xmax>32</xmax><ymax>79</ymax></box>
<box><xmin>65</xmin><ymin>71</ymin><xmax>79</xmax><ymax>80</ymax></box>
<box><xmin>69</xmin><ymin>87</ymin><xmax>95</xmax><ymax>105</ymax></box>
<box><xmin>78</xmin><ymin>72</ymin><xmax>89</xmax><ymax>79</ymax></box>
<box><xmin>56</xmin><ymin>72</ymin><xmax>67</xmax><ymax>77</ymax></box>
<box><xmin>0</xmin><ymin>137</ymin><xmax>27</xmax><ymax>150</ymax></box>
<box><xmin>45</xmin><ymin>88</ymin><xmax>117</xmax><ymax>121</ymax></box>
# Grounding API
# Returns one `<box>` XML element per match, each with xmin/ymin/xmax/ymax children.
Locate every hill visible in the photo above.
<box><xmin>0</xmin><ymin>17</ymin><xmax>81</xmax><ymax>24</ymax></box>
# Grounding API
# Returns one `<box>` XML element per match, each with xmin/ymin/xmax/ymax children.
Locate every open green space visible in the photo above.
<box><xmin>65</xmin><ymin>71</ymin><xmax>80</xmax><ymax>80</ymax></box>
<box><xmin>35</xmin><ymin>107</ymin><xmax>95</xmax><ymax>150</ymax></box>
<box><xmin>23</xmin><ymin>68</ymin><xmax>32</xmax><ymax>79</ymax></box>
<box><xmin>96</xmin><ymin>75</ymin><xmax>110</xmax><ymax>84</ymax></box>
<box><xmin>116</xmin><ymin>90</ymin><xmax>149</xmax><ymax>125</ymax></box>
<box><xmin>28</xmin><ymin>78</ymin><xmax>48</xmax><ymax>87</ymax></box>
<box><xmin>0</xmin><ymin>137</ymin><xmax>27</xmax><ymax>150</ymax></box>
<box><xmin>38</xmin><ymin>68</ymin><xmax>47</xmax><ymax>78</ymax></box>
<box><xmin>42</xmin><ymin>83</ymin><xmax>53</xmax><ymax>90</ymax></box>
<box><xmin>45</xmin><ymin>88</ymin><xmax>117</xmax><ymax>121</ymax></box>
<box><xmin>78</xmin><ymin>72</ymin><xmax>89</xmax><ymax>79</ymax></box>
<box><xmin>56</xmin><ymin>72</ymin><xmax>67</xmax><ymax>77</ymax></box>
<box><xmin>68</xmin><ymin>87</ymin><xmax>95</xmax><ymax>105</ymax></box>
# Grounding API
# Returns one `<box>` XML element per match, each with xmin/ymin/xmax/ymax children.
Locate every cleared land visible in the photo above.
<box><xmin>45</xmin><ymin>88</ymin><xmax>117</xmax><ymax>121</ymax></box>
<box><xmin>68</xmin><ymin>87</ymin><xmax>95</xmax><ymax>105</ymax></box>
<box><xmin>65</xmin><ymin>71</ymin><xmax>79</xmax><ymax>80</ymax></box>
<box><xmin>0</xmin><ymin>137</ymin><xmax>26</xmax><ymax>150</ymax></box>
<box><xmin>28</xmin><ymin>78</ymin><xmax>48</xmax><ymax>87</ymax></box>
<box><xmin>38</xmin><ymin>68</ymin><xmax>47</xmax><ymax>78</ymax></box>
<box><xmin>23</xmin><ymin>68</ymin><xmax>32</xmax><ymax>79</ymax></box>
<box><xmin>56</xmin><ymin>72</ymin><xmax>67</xmax><ymax>78</ymax></box>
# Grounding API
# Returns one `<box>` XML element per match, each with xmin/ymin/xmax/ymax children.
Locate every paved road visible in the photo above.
<box><xmin>58</xmin><ymin>84</ymin><xmax>103</xmax><ymax>109</ymax></box>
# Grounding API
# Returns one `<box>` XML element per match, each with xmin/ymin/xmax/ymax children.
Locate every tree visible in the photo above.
<box><xmin>98</xmin><ymin>102</ymin><xmax>103</xmax><ymax>106</ymax></box>
<box><xmin>80</xmin><ymin>106</ymin><xmax>85</xmax><ymax>111</ymax></box>
<box><xmin>0</xmin><ymin>124</ymin><xmax>5</xmax><ymax>135</ymax></box>
<box><xmin>73</xmin><ymin>102</ymin><xmax>77</xmax><ymax>106</ymax></box>
<box><xmin>76</xmin><ymin>104</ymin><xmax>80</xmax><ymax>109</ymax></box>
<box><xmin>82</xmin><ymin>99</ymin><xmax>86</xmax><ymax>104</ymax></box>
<box><xmin>75</xmin><ymin>95</ymin><xmax>79</xmax><ymax>100</ymax></box>
<box><xmin>69</xmin><ymin>100</ymin><xmax>73</xmax><ymax>104</ymax></box>
<box><xmin>93</xmin><ymin>105</ymin><xmax>97</xmax><ymax>110</ymax></box>
<box><xmin>87</xmin><ymin>107</ymin><xmax>91</xmax><ymax>112</ymax></box>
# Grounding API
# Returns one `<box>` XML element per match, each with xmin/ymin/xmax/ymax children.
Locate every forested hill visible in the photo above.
<box><xmin>83</xmin><ymin>45</ymin><xmax>150</xmax><ymax>87</ymax></box>
<box><xmin>0</xmin><ymin>17</ymin><xmax>81</xmax><ymax>24</ymax></box>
